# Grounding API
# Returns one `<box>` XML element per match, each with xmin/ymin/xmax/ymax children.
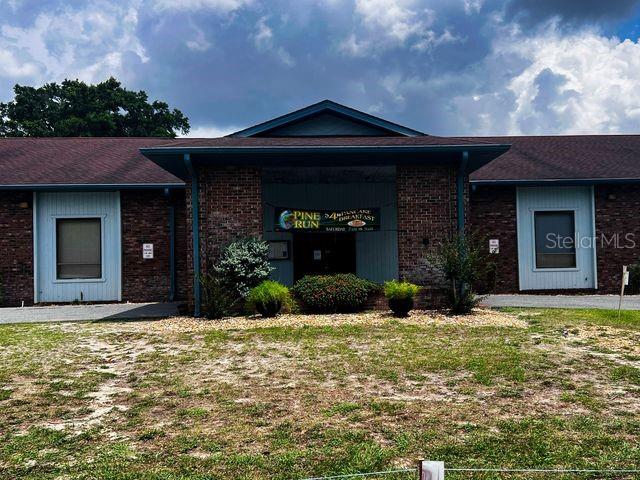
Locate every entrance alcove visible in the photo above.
<box><xmin>262</xmin><ymin>166</ymin><xmax>399</xmax><ymax>286</ymax></box>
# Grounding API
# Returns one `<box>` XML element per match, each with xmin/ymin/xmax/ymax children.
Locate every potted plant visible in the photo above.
<box><xmin>384</xmin><ymin>280</ymin><xmax>420</xmax><ymax>317</ymax></box>
<box><xmin>247</xmin><ymin>280</ymin><xmax>292</xmax><ymax>318</ymax></box>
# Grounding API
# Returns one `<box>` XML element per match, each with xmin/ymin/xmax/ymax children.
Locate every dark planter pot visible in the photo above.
<box><xmin>256</xmin><ymin>299</ymin><xmax>283</xmax><ymax>318</ymax></box>
<box><xmin>388</xmin><ymin>297</ymin><xmax>414</xmax><ymax>317</ymax></box>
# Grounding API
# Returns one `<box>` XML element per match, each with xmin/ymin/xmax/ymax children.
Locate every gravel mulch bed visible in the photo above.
<box><xmin>126</xmin><ymin>308</ymin><xmax>525</xmax><ymax>333</ymax></box>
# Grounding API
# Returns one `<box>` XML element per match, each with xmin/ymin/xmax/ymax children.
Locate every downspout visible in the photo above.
<box><xmin>457</xmin><ymin>151</ymin><xmax>469</xmax><ymax>299</ymax></box>
<box><xmin>164</xmin><ymin>188</ymin><xmax>176</xmax><ymax>302</ymax></box>
<box><xmin>184</xmin><ymin>153</ymin><xmax>201</xmax><ymax>317</ymax></box>
<box><xmin>457</xmin><ymin>150</ymin><xmax>468</xmax><ymax>234</ymax></box>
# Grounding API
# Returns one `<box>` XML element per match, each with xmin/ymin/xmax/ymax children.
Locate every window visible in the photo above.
<box><xmin>56</xmin><ymin>218</ymin><xmax>102</xmax><ymax>279</ymax></box>
<box><xmin>534</xmin><ymin>211</ymin><xmax>576</xmax><ymax>269</ymax></box>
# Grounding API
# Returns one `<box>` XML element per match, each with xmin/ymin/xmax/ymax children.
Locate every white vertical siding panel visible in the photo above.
<box><xmin>517</xmin><ymin>186</ymin><xmax>595</xmax><ymax>290</ymax></box>
<box><xmin>36</xmin><ymin>192</ymin><xmax>121</xmax><ymax>302</ymax></box>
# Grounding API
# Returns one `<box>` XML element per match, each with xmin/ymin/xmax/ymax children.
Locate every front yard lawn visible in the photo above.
<box><xmin>1</xmin><ymin>308</ymin><xmax>639</xmax><ymax>479</ymax></box>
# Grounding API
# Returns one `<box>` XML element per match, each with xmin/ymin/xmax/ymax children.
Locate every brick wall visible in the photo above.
<box><xmin>594</xmin><ymin>185</ymin><xmax>640</xmax><ymax>292</ymax></box>
<box><xmin>121</xmin><ymin>189</ymin><xmax>187</xmax><ymax>302</ymax></box>
<box><xmin>185</xmin><ymin>166</ymin><xmax>263</xmax><ymax>308</ymax></box>
<box><xmin>0</xmin><ymin>192</ymin><xmax>33</xmax><ymax>306</ymax></box>
<box><xmin>470</xmin><ymin>184</ymin><xmax>640</xmax><ymax>294</ymax></box>
<box><xmin>469</xmin><ymin>186</ymin><xmax>519</xmax><ymax>293</ymax></box>
<box><xmin>396</xmin><ymin>164</ymin><xmax>463</xmax><ymax>289</ymax></box>
<box><xmin>200</xmin><ymin>167</ymin><xmax>262</xmax><ymax>269</ymax></box>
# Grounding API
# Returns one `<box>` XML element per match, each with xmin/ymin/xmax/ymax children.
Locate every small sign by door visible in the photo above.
<box><xmin>489</xmin><ymin>239</ymin><xmax>500</xmax><ymax>254</ymax></box>
<box><xmin>143</xmin><ymin>243</ymin><xmax>154</xmax><ymax>259</ymax></box>
<box><xmin>313</xmin><ymin>249</ymin><xmax>322</xmax><ymax>261</ymax></box>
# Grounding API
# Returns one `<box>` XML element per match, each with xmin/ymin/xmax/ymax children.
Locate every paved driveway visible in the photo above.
<box><xmin>481</xmin><ymin>294</ymin><xmax>640</xmax><ymax>310</ymax></box>
<box><xmin>0</xmin><ymin>302</ymin><xmax>180</xmax><ymax>324</ymax></box>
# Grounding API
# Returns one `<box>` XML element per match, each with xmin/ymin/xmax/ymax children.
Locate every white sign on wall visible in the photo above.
<box><xmin>489</xmin><ymin>238</ymin><xmax>500</xmax><ymax>254</ymax></box>
<box><xmin>143</xmin><ymin>243</ymin><xmax>154</xmax><ymax>259</ymax></box>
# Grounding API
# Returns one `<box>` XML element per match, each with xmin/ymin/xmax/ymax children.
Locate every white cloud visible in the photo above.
<box><xmin>342</xmin><ymin>0</ymin><xmax>458</xmax><ymax>56</ymax></box>
<box><xmin>447</xmin><ymin>23</ymin><xmax>640</xmax><ymax>135</ymax></box>
<box><xmin>253</xmin><ymin>16</ymin><xmax>273</xmax><ymax>49</ymax></box>
<box><xmin>186</xmin><ymin>26</ymin><xmax>212</xmax><ymax>51</ymax></box>
<box><xmin>152</xmin><ymin>0</ymin><xmax>252</xmax><ymax>12</ymax></box>
<box><xmin>338</xmin><ymin>33</ymin><xmax>371</xmax><ymax>57</ymax></box>
<box><xmin>181</xmin><ymin>124</ymin><xmax>239</xmax><ymax>137</ymax></box>
<box><xmin>0</xmin><ymin>49</ymin><xmax>40</xmax><ymax>78</ymax></box>
<box><xmin>463</xmin><ymin>0</ymin><xmax>483</xmax><ymax>14</ymax></box>
<box><xmin>0</xmin><ymin>2</ymin><xmax>146</xmax><ymax>93</ymax></box>
<box><xmin>251</xmin><ymin>16</ymin><xmax>295</xmax><ymax>66</ymax></box>
<box><xmin>502</xmin><ymin>28</ymin><xmax>640</xmax><ymax>134</ymax></box>
<box><xmin>355</xmin><ymin>0</ymin><xmax>431</xmax><ymax>43</ymax></box>
<box><xmin>411</xmin><ymin>28</ymin><xmax>459</xmax><ymax>51</ymax></box>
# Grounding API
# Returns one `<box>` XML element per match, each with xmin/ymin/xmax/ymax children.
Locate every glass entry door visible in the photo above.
<box><xmin>293</xmin><ymin>233</ymin><xmax>356</xmax><ymax>281</ymax></box>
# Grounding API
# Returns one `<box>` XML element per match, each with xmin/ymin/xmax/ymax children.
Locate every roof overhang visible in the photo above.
<box><xmin>140</xmin><ymin>144</ymin><xmax>512</xmax><ymax>180</ymax></box>
<box><xmin>471</xmin><ymin>177</ymin><xmax>640</xmax><ymax>187</ymax></box>
<box><xmin>0</xmin><ymin>183</ymin><xmax>185</xmax><ymax>191</ymax></box>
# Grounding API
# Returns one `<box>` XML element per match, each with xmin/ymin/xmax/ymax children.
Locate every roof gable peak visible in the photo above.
<box><xmin>229</xmin><ymin>99</ymin><xmax>425</xmax><ymax>137</ymax></box>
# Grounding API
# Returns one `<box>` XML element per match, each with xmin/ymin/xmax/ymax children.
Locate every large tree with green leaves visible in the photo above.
<box><xmin>0</xmin><ymin>77</ymin><xmax>190</xmax><ymax>137</ymax></box>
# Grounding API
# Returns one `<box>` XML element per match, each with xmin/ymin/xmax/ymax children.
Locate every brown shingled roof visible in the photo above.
<box><xmin>469</xmin><ymin>135</ymin><xmax>640</xmax><ymax>182</ymax></box>
<box><xmin>2</xmin><ymin>134</ymin><xmax>640</xmax><ymax>187</ymax></box>
<box><xmin>0</xmin><ymin>137</ymin><xmax>184</xmax><ymax>187</ymax></box>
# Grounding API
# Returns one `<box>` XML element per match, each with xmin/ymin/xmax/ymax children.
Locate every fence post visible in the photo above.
<box><xmin>419</xmin><ymin>461</ymin><xmax>444</xmax><ymax>480</ymax></box>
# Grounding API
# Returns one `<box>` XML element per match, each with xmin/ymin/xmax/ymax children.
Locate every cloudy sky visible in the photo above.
<box><xmin>1</xmin><ymin>0</ymin><xmax>640</xmax><ymax>136</ymax></box>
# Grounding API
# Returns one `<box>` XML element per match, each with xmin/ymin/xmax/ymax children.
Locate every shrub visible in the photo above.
<box><xmin>383</xmin><ymin>280</ymin><xmax>420</xmax><ymax>300</ymax></box>
<box><xmin>200</xmin><ymin>273</ymin><xmax>238</xmax><ymax>319</ymax></box>
<box><xmin>292</xmin><ymin>274</ymin><xmax>374</xmax><ymax>313</ymax></box>
<box><xmin>247</xmin><ymin>280</ymin><xmax>292</xmax><ymax>317</ymax></box>
<box><xmin>213</xmin><ymin>237</ymin><xmax>273</xmax><ymax>299</ymax></box>
<box><xmin>384</xmin><ymin>280</ymin><xmax>420</xmax><ymax>317</ymax></box>
<box><xmin>428</xmin><ymin>234</ymin><xmax>491</xmax><ymax>314</ymax></box>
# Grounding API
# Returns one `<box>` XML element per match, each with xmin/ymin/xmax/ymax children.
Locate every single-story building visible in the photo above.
<box><xmin>0</xmin><ymin>100</ymin><xmax>638</xmax><ymax>313</ymax></box>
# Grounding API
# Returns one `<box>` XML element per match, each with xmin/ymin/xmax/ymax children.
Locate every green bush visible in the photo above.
<box><xmin>292</xmin><ymin>274</ymin><xmax>374</xmax><ymax>313</ymax></box>
<box><xmin>384</xmin><ymin>280</ymin><xmax>421</xmax><ymax>317</ymax></box>
<box><xmin>213</xmin><ymin>237</ymin><xmax>273</xmax><ymax>299</ymax></box>
<box><xmin>200</xmin><ymin>237</ymin><xmax>274</xmax><ymax>318</ymax></box>
<box><xmin>199</xmin><ymin>273</ymin><xmax>238</xmax><ymax>319</ymax></box>
<box><xmin>383</xmin><ymin>280</ymin><xmax>420</xmax><ymax>300</ymax></box>
<box><xmin>247</xmin><ymin>280</ymin><xmax>292</xmax><ymax>317</ymax></box>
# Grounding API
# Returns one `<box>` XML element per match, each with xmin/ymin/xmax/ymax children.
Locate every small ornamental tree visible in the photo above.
<box><xmin>213</xmin><ymin>237</ymin><xmax>273</xmax><ymax>299</ymax></box>
<box><xmin>429</xmin><ymin>234</ymin><xmax>491</xmax><ymax>314</ymax></box>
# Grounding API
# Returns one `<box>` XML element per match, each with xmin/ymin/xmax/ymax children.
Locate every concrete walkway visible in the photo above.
<box><xmin>0</xmin><ymin>302</ymin><xmax>181</xmax><ymax>324</ymax></box>
<box><xmin>481</xmin><ymin>294</ymin><xmax>640</xmax><ymax>310</ymax></box>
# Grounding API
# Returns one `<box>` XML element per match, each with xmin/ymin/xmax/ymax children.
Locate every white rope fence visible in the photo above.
<box><xmin>300</xmin><ymin>461</ymin><xmax>640</xmax><ymax>480</ymax></box>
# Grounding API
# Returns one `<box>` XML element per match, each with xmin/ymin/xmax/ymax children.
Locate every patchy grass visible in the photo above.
<box><xmin>0</xmin><ymin>309</ymin><xmax>639</xmax><ymax>479</ymax></box>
